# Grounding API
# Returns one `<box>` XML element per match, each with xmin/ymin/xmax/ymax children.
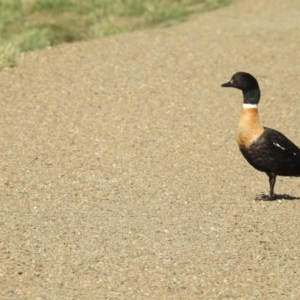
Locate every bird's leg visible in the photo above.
<box><xmin>266</xmin><ymin>172</ymin><xmax>277</xmax><ymax>200</ymax></box>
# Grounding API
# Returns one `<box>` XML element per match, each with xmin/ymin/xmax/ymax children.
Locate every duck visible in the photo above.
<box><xmin>221</xmin><ymin>72</ymin><xmax>300</xmax><ymax>200</ymax></box>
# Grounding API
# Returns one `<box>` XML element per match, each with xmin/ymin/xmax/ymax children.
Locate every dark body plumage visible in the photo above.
<box><xmin>221</xmin><ymin>72</ymin><xmax>300</xmax><ymax>200</ymax></box>
<box><xmin>241</xmin><ymin>127</ymin><xmax>300</xmax><ymax>176</ymax></box>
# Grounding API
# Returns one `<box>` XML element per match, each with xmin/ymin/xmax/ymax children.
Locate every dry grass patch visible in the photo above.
<box><xmin>0</xmin><ymin>0</ymin><xmax>234</xmax><ymax>69</ymax></box>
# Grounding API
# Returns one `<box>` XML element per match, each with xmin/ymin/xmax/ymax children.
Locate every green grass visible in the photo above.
<box><xmin>0</xmin><ymin>0</ymin><xmax>234</xmax><ymax>69</ymax></box>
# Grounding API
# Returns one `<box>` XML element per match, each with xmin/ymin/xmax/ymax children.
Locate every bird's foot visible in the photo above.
<box><xmin>255</xmin><ymin>194</ymin><xmax>276</xmax><ymax>201</ymax></box>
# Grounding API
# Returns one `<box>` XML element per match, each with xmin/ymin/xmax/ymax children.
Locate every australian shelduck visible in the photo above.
<box><xmin>221</xmin><ymin>72</ymin><xmax>300</xmax><ymax>200</ymax></box>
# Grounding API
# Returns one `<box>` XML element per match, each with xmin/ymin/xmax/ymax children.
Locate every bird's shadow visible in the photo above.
<box><xmin>255</xmin><ymin>193</ymin><xmax>300</xmax><ymax>201</ymax></box>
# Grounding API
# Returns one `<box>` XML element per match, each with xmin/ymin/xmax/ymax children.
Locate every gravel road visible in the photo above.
<box><xmin>1</xmin><ymin>0</ymin><xmax>300</xmax><ymax>298</ymax></box>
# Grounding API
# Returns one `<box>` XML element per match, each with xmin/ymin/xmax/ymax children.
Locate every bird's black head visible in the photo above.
<box><xmin>221</xmin><ymin>72</ymin><xmax>259</xmax><ymax>90</ymax></box>
<box><xmin>221</xmin><ymin>72</ymin><xmax>261</xmax><ymax>105</ymax></box>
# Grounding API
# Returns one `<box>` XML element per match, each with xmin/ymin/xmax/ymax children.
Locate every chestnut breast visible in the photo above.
<box><xmin>237</xmin><ymin>108</ymin><xmax>264</xmax><ymax>150</ymax></box>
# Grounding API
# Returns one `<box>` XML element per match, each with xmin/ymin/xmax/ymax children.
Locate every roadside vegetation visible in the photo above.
<box><xmin>0</xmin><ymin>0</ymin><xmax>233</xmax><ymax>69</ymax></box>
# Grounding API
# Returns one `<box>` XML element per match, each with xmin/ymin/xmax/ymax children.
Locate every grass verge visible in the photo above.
<box><xmin>0</xmin><ymin>0</ymin><xmax>234</xmax><ymax>70</ymax></box>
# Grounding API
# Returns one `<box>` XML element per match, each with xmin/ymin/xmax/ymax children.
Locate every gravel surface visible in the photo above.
<box><xmin>1</xmin><ymin>0</ymin><xmax>300</xmax><ymax>298</ymax></box>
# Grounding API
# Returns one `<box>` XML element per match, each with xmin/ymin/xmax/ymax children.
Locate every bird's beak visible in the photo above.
<box><xmin>221</xmin><ymin>81</ymin><xmax>233</xmax><ymax>87</ymax></box>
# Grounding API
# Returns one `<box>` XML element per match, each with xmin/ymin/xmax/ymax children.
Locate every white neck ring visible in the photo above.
<box><xmin>243</xmin><ymin>103</ymin><xmax>258</xmax><ymax>109</ymax></box>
